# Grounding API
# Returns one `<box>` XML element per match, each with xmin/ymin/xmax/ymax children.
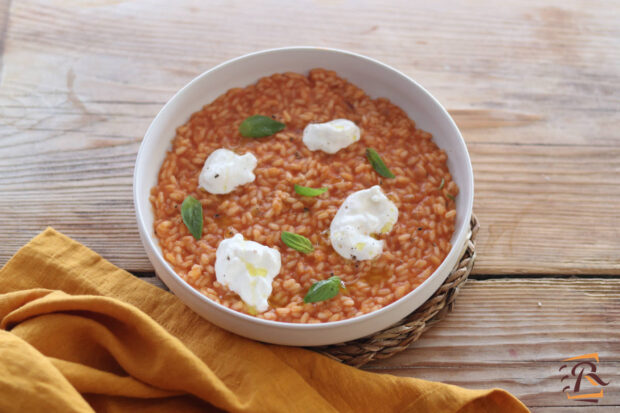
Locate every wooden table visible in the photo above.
<box><xmin>1</xmin><ymin>1</ymin><xmax>618</xmax><ymax>411</ymax></box>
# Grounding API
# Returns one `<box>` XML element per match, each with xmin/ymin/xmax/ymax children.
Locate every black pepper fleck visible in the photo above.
<box><xmin>214</xmin><ymin>214</ymin><xmax>220</xmax><ymax>218</ymax></box>
<box><xmin>294</xmin><ymin>151</ymin><xmax>301</xmax><ymax>159</ymax></box>
<box><xmin>214</xmin><ymin>174</ymin><xmax>219</xmax><ymax>178</ymax></box>
<box><xmin>417</xmin><ymin>227</ymin><xmax>423</xmax><ymax>231</ymax></box>
<box><xmin>304</xmin><ymin>207</ymin><xmax>309</xmax><ymax>212</ymax></box>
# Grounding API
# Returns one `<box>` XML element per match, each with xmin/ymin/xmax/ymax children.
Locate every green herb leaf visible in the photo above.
<box><xmin>181</xmin><ymin>196</ymin><xmax>203</xmax><ymax>240</ymax></box>
<box><xmin>294</xmin><ymin>184</ymin><xmax>328</xmax><ymax>197</ymax></box>
<box><xmin>366</xmin><ymin>148</ymin><xmax>395</xmax><ymax>178</ymax></box>
<box><xmin>446</xmin><ymin>193</ymin><xmax>456</xmax><ymax>202</ymax></box>
<box><xmin>304</xmin><ymin>276</ymin><xmax>343</xmax><ymax>303</ymax></box>
<box><xmin>239</xmin><ymin>115</ymin><xmax>285</xmax><ymax>138</ymax></box>
<box><xmin>281</xmin><ymin>231</ymin><xmax>314</xmax><ymax>254</ymax></box>
<box><xmin>438</xmin><ymin>178</ymin><xmax>445</xmax><ymax>190</ymax></box>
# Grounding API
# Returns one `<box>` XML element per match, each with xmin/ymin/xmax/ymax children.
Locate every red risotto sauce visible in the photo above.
<box><xmin>151</xmin><ymin>69</ymin><xmax>458</xmax><ymax>323</ymax></box>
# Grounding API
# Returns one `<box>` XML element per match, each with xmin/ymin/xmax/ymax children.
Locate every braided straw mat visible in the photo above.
<box><xmin>314</xmin><ymin>214</ymin><xmax>479</xmax><ymax>368</ymax></box>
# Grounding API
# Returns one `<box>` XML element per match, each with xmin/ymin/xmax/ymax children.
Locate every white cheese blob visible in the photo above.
<box><xmin>215</xmin><ymin>234</ymin><xmax>281</xmax><ymax>313</ymax></box>
<box><xmin>199</xmin><ymin>148</ymin><xmax>257</xmax><ymax>194</ymax></box>
<box><xmin>329</xmin><ymin>185</ymin><xmax>398</xmax><ymax>261</ymax></box>
<box><xmin>302</xmin><ymin>119</ymin><xmax>361</xmax><ymax>154</ymax></box>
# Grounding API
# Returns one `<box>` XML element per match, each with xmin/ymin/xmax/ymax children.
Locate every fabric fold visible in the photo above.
<box><xmin>0</xmin><ymin>228</ymin><xmax>529</xmax><ymax>412</ymax></box>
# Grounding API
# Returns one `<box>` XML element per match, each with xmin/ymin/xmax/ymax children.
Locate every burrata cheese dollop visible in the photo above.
<box><xmin>215</xmin><ymin>234</ymin><xmax>281</xmax><ymax>313</ymax></box>
<box><xmin>302</xmin><ymin>119</ymin><xmax>360</xmax><ymax>154</ymax></box>
<box><xmin>329</xmin><ymin>185</ymin><xmax>398</xmax><ymax>260</ymax></box>
<box><xmin>199</xmin><ymin>148</ymin><xmax>257</xmax><ymax>194</ymax></box>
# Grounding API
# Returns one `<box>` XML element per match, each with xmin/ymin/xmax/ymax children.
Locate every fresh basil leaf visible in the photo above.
<box><xmin>294</xmin><ymin>184</ymin><xmax>328</xmax><ymax>197</ymax></box>
<box><xmin>366</xmin><ymin>148</ymin><xmax>395</xmax><ymax>178</ymax></box>
<box><xmin>438</xmin><ymin>178</ymin><xmax>445</xmax><ymax>190</ymax></box>
<box><xmin>446</xmin><ymin>193</ymin><xmax>456</xmax><ymax>202</ymax></box>
<box><xmin>304</xmin><ymin>276</ymin><xmax>343</xmax><ymax>303</ymax></box>
<box><xmin>281</xmin><ymin>231</ymin><xmax>314</xmax><ymax>253</ymax></box>
<box><xmin>239</xmin><ymin>115</ymin><xmax>285</xmax><ymax>138</ymax></box>
<box><xmin>181</xmin><ymin>196</ymin><xmax>203</xmax><ymax>240</ymax></box>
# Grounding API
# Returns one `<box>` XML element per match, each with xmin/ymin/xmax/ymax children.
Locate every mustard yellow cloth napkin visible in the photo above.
<box><xmin>0</xmin><ymin>229</ymin><xmax>529</xmax><ymax>412</ymax></box>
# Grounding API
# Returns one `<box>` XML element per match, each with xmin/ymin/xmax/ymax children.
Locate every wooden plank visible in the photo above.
<box><xmin>472</xmin><ymin>144</ymin><xmax>620</xmax><ymax>274</ymax></box>
<box><xmin>138</xmin><ymin>277</ymin><xmax>620</xmax><ymax>410</ymax></box>
<box><xmin>1</xmin><ymin>142</ymin><xmax>617</xmax><ymax>273</ymax></box>
<box><xmin>0</xmin><ymin>0</ymin><xmax>619</xmax><ymax>274</ymax></box>
<box><xmin>363</xmin><ymin>278</ymin><xmax>620</xmax><ymax>410</ymax></box>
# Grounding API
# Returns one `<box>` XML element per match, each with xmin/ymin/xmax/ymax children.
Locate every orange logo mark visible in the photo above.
<box><xmin>560</xmin><ymin>353</ymin><xmax>610</xmax><ymax>403</ymax></box>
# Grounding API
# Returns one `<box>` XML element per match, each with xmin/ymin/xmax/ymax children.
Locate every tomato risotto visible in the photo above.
<box><xmin>150</xmin><ymin>69</ymin><xmax>458</xmax><ymax>323</ymax></box>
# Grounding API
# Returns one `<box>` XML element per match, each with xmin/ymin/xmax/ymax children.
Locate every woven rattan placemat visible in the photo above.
<box><xmin>314</xmin><ymin>214</ymin><xmax>479</xmax><ymax>368</ymax></box>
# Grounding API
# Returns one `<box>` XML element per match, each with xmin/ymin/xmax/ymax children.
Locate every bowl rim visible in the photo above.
<box><xmin>134</xmin><ymin>46</ymin><xmax>474</xmax><ymax>331</ymax></box>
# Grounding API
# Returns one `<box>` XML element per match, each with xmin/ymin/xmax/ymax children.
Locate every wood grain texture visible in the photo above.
<box><xmin>139</xmin><ymin>277</ymin><xmax>620</xmax><ymax>411</ymax></box>
<box><xmin>0</xmin><ymin>0</ymin><xmax>619</xmax><ymax>273</ymax></box>
<box><xmin>365</xmin><ymin>278</ymin><xmax>620</xmax><ymax>411</ymax></box>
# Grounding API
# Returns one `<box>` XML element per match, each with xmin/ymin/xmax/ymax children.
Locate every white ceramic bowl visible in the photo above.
<box><xmin>134</xmin><ymin>47</ymin><xmax>473</xmax><ymax>346</ymax></box>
